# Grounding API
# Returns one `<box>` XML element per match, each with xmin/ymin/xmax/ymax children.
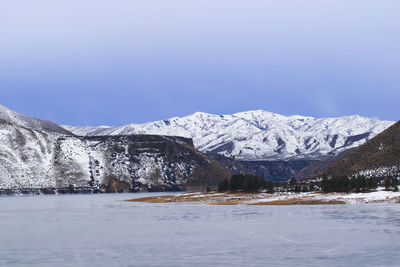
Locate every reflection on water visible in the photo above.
<box><xmin>0</xmin><ymin>193</ymin><xmax>399</xmax><ymax>266</ymax></box>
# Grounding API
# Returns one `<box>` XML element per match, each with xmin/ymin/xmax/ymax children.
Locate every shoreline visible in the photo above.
<box><xmin>125</xmin><ymin>188</ymin><xmax>400</xmax><ymax>205</ymax></box>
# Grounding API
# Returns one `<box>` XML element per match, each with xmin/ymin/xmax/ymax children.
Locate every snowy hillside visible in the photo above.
<box><xmin>0</xmin><ymin>105</ymin><xmax>230</xmax><ymax>192</ymax></box>
<box><xmin>0</xmin><ymin>104</ymin><xmax>72</xmax><ymax>135</ymax></box>
<box><xmin>65</xmin><ymin>110</ymin><xmax>394</xmax><ymax>161</ymax></box>
<box><xmin>312</xmin><ymin>120</ymin><xmax>400</xmax><ymax>179</ymax></box>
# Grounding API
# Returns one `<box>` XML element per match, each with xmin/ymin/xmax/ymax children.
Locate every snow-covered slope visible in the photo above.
<box><xmin>65</xmin><ymin>110</ymin><xmax>394</xmax><ymax>161</ymax></box>
<box><xmin>0</xmin><ymin>121</ymin><xmax>230</xmax><ymax>192</ymax></box>
<box><xmin>313</xmin><ymin>120</ymin><xmax>400</xmax><ymax>179</ymax></box>
<box><xmin>0</xmin><ymin>104</ymin><xmax>72</xmax><ymax>135</ymax></box>
<box><xmin>0</xmin><ymin>105</ymin><xmax>231</xmax><ymax>192</ymax></box>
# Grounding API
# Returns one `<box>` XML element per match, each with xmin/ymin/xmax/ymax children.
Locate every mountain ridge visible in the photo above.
<box><xmin>64</xmin><ymin>110</ymin><xmax>394</xmax><ymax>161</ymax></box>
<box><xmin>312</xmin><ymin>120</ymin><xmax>400</xmax><ymax>179</ymax></box>
<box><xmin>0</xmin><ymin>105</ymin><xmax>231</xmax><ymax>193</ymax></box>
<box><xmin>0</xmin><ymin>104</ymin><xmax>73</xmax><ymax>135</ymax></box>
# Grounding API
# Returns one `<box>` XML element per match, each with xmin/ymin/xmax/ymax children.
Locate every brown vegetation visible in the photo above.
<box><xmin>250</xmin><ymin>198</ymin><xmax>345</xmax><ymax>205</ymax></box>
<box><xmin>125</xmin><ymin>193</ymin><xmax>213</xmax><ymax>203</ymax></box>
<box><xmin>125</xmin><ymin>192</ymin><xmax>346</xmax><ymax>205</ymax></box>
<box><xmin>317</xmin><ymin>121</ymin><xmax>400</xmax><ymax>177</ymax></box>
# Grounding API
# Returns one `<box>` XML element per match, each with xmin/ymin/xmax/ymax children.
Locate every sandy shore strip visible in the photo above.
<box><xmin>125</xmin><ymin>188</ymin><xmax>400</xmax><ymax>205</ymax></box>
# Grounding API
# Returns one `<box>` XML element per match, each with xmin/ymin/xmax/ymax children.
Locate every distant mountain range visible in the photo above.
<box><xmin>1</xmin><ymin>103</ymin><xmax>397</xmax><ymax>191</ymax></box>
<box><xmin>65</xmin><ymin>110</ymin><xmax>394</xmax><ymax>161</ymax></box>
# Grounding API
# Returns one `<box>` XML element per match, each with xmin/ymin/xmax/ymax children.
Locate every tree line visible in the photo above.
<box><xmin>321</xmin><ymin>175</ymin><xmax>379</xmax><ymax>193</ymax></box>
<box><xmin>218</xmin><ymin>173</ymin><xmax>399</xmax><ymax>193</ymax></box>
<box><xmin>218</xmin><ymin>174</ymin><xmax>273</xmax><ymax>193</ymax></box>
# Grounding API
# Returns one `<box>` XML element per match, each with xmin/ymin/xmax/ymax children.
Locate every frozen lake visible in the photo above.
<box><xmin>1</xmin><ymin>193</ymin><xmax>399</xmax><ymax>266</ymax></box>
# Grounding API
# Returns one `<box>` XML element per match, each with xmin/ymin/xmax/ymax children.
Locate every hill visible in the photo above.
<box><xmin>0</xmin><ymin>105</ymin><xmax>231</xmax><ymax>193</ymax></box>
<box><xmin>294</xmin><ymin>148</ymin><xmax>355</xmax><ymax>179</ymax></box>
<box><xmin>314</xmin><ymin>121</ymin><xmax>400</xmax><ymax>178</ymax></box>
<box><xmin>0</xmin><ymin>104</ymin><xmax>72</xmax><ymax>135</ymax></box>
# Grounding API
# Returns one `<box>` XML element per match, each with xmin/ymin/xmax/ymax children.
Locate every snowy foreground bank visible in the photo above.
<box><xmin>126</xmin><ymin>187</ymin><xmax>400</xmax><ymax>205</ymax></box>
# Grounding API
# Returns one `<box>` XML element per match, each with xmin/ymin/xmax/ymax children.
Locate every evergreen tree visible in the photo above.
<box><xmin>321</xmin><ymin>177</ymin><xmax>329</xmax><ymax>192</ymax></box>
<box><xmin>264</xmin><ymin>181</ymin><xmax>274</xmax><ymax>193</ymax></box>
<box><xmin>393</xmin><ymin>178</ymin><xmax>399</xmax><ymax>192</ymax></box>
<box><xmin>322</xmin><ymin>175</ymin><xmax>351</xmax><ymax>193</ymax></box>
<box><xmin>294</xmin><ymin>185</ymin><xmax>301</xmax><ymax>193</ymax></box>
<box><xmin>218</xmin><ymin>178</ymin><xmax>230</xmax><ymax>192</ymax></box>
<box><xmin>383</xmin><ymin>177</ymin><xmax>391</xmax><ymax>190</ymax></box>
<box><xmin>230</xmin><ymin>175</ymin><xmax>244</xmax><ymax>191</ymax></box>
<box><xmin>367</xmin><ymin>177</ymin><xmax>378</xmax><ymax>189</ymax></box>
<box><xmin>228</xmin><ymin>174</ymin><xmax>265</xmax><ymax>192</ymax></box>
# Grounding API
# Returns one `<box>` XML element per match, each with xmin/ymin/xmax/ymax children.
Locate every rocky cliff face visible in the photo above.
<box><xmin>0</xmin><ymin>107</ymin><xmax>231</xmax><ymax>194</ymax></box>
<box><xmin>53</xmin><ymin>134</ymin><xmax>230</xmax><ymax>192</ymax></box>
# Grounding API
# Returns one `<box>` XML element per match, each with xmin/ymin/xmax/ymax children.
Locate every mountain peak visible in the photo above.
<box><xmin>0</xmin><ymin>104</ymin><xmax>73</xmax><ymax>135</ymax></box>
<box><xmin>191</xmin><ymin>111</ymin><xmax>213</xmax><ymax>117</ymax></box>
<box><xmin>64</xmin><ymin>110</ymin><xmax>395</xmax><ymax>161</ymax></box>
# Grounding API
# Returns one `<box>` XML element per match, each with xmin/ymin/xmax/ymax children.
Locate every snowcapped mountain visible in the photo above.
<box><xmin>0</xmin><ymin>104</ymin><xmax>72</xmax><ymax>135</ymax></box>
<box><xmin>64</xmin><ymin>110</ymin><xmax>394</xmax><ymax>161</ymax></box>
<box><xmin>0</xmin><ymin>105</ymin><xmax>230</xmax><ymax>193</ymax></box>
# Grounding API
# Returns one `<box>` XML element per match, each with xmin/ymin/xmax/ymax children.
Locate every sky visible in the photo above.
<box><xmin>0</xmin><ymin>0</ymin><xmax>399</xmax><ymax>126</ymax></box>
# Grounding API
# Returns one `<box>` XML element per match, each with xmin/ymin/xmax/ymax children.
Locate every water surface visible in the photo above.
<box><xmin>1</xmin><ymin>193</ymin><xmax>399</xmax><ymax>266</ymax></box>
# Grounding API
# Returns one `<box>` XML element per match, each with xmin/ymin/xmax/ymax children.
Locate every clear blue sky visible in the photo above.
<box><xmin>1</xmin><ymin>0</ymin><xmax>399</xmax><ymax>125</ymax></box>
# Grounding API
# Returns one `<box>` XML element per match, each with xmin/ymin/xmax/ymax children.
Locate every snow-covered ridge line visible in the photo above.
<box><xmin>0</xmin><ymin>120</ymin><xmax>228</xmax><ymax>191</ymax></box>
<box><xmin>64</xmin><ymin>110</ymin><xmax>394</xmax><ymax>161</ymax></box>
<box><xmin>0</xmin><ymin>104</ymin><xmax>71</xmax><ymax>135</ymax></box>
<box><xmin>0</xmin><ymin>105</ymin><xmax>233</xmax><ymax>192</ymax></box>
